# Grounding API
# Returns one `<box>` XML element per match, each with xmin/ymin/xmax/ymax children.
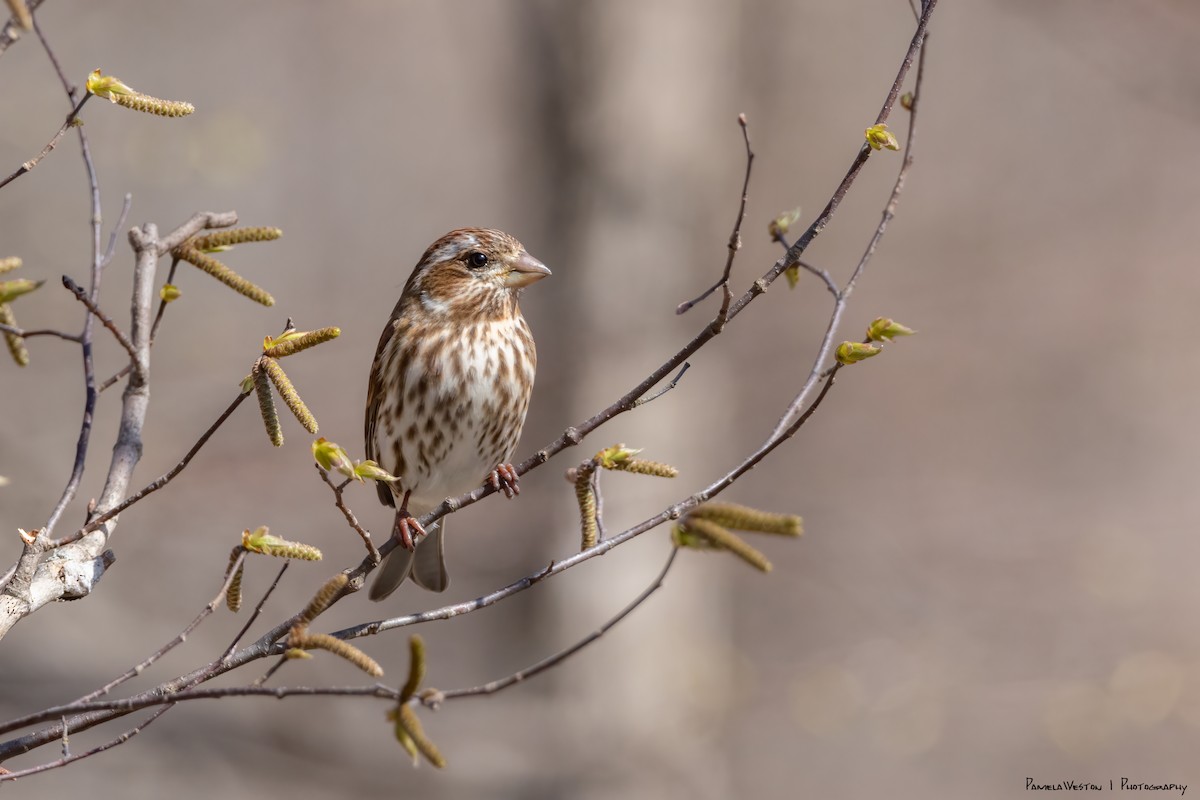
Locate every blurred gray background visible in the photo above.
<box><xmin>2</xmin><ymin>1</ymin><xmax>1199</xmax><ymax>797</ymax></box>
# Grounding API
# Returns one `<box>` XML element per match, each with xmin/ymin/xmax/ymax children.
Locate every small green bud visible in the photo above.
<box><xmin>865</xmin><ymin>123</ymin><xmax>900</xmax><ymax>151</ymax></box>
<box><xmin>866</xmin><ymin>317</ymin><xmax>916</xmax><ymax>342</ymax></box>
<box><xmin>312</xmin><ymin>437</ymin><xmax>355</xmax><ymax>478</ymax></box>
<box><xmin>835</xmin><ymin>341</ymin><xmax>882</xmax><ymax>365</ymax></box>
<box><xmin>353</xmin><ymin>460</ymin><xmax>398</xmax><ymax>483</ymax></box>
<box><xmin>594</xmin><ymin>444</ymin><xmax>641</xmax><ymax>470</ymax></box>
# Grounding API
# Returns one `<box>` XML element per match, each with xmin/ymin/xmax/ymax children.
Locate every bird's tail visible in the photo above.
<box><xmin>368</xmin><ymin>519</ymin><xmax>448</xmax><ymax>600</ymax></box>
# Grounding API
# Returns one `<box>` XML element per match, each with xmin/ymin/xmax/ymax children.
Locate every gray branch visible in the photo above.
<box><xmin>0</xmin><ymin>212</ymin><xmax>238</xmax><ymax>642</ymax></box>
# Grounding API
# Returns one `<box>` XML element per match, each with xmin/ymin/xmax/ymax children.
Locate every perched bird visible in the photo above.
<box><xmin>364</xmin><ymin>228</ymin><xmax>549</xmax><ymax>599</ymax></box>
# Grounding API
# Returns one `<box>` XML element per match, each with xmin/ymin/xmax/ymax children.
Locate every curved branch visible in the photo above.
<box><xmin>0</xmin><ymin>212</ymin><xmax>239</xmax><ymax>642</ymax></box>
<box><xmin>438</xmin><ymin>546</ymin><xmax>678</xmax><ymax>703</ymax></box>
<box><xmin>0</xmin><ymin>2</ymin><xmax>937</xmax><ymax>765</ymax></box>
<box><xmin>769</xmin><ymin>12</ymin><xmax>931</xmax><ymax>439</ymax></box>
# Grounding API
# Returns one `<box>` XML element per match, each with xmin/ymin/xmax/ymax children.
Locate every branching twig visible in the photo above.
<box><xmin>74</xmin><ymin>550</ymin><xmax>248</xmax><ymax>703</ymax></box>
<box><xmin>440</xmin><ymin>546</ymin><xmax>678</xmax><ymax>702</ymax></box>
<box><xmin>0</xmin><ymin>3</ymin><xmax>936</xmax><ymax>766</ymax></box>
<box><xmin>0</xmin><ymin>550</ymin><xmax>679</xmax><ymax>739</ymax></box>
<box><xmin>48</xmin><ymin>389</ymin><xmax>251</xmax><ymax>549</ymax></box>
<box><xmin>768</xmin><ymin>17</ymin><xmax>930</xmax><ymax>439</ymax></box>
<box><xmin>318</xmin><ymin>467</ymin><xmax>382</xmax><ymax>563</ymax></box>
<box><xmin>0</xmin><ymin>362</ymin><xmax>843</xmax><ymax>756</ymax></box>
<box><xmin>675</xmin><ymin>113</ymin><xmax>754</xmax><ymax>325</ymax></box>
<box><xmin>338</xmin><ymin>366</ymin><xmax>841</xmax><ymax>642</ymax></box>
<box><xmin>98</xmin><ymin>254</ymin><xmax>178</xmax><ymax>393</ymax></box>
<box><xmin>0</xmin><ymin>322</ymin><xmax>80</xmax><ymax>342</ymax></box>
<box><xmin>62</xmin><ymin>275</ymin><xmax>135</xmax><ymax>360</ymax></box>
<box><xmin>0</xmin><ymin>93</ymin><xmax>88</xmax><ymax>191</ymax></box>
<box><xmin>0</xmin><ymin>706</ymin><xmax>173</xmax><ymax>782</ymax></box>
<box><xmin>0</xmin><ymin>212</ymin><xmax>239</xmax><ymax>642</ymax></box>
<box><xmin>770</xmin><ymin>234</ymin><xmax>839</xmax><ymax>298</ymax></box>
<box><xmin>1</xmin><ymin>688</ymin><xmax>398</xmax><ymax>737</ymax></box>
<box><xmin>390</xmin><ymin>3</ymin><xmax>936</xmax><ymax>562</ymax></box>
<box><xmin>35</xmin><ymin>19</ymin><xmax>104</xmax><ymax>540</ymax></box>
<box><xmin>632</xmin><ymin>361</ymin><xmax>690</xmax><ymax>408</ymax></box>
<box><xmin>222</xmin><ymin>561</ymin><xmax>290</xmax><ymax>664</ymax></box>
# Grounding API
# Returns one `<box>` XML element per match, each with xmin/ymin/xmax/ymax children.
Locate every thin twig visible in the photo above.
<box><xmin>99</xmin><ymin>253</ymin><xmax>183</xmax><ymax>393</ymax></box>
<box><xmin>0</xmin><ymin>705</ymin><xmax>174</xmax><ymax>782</ymax></box>
<box><xmin>318</xmin><ymin>466</ymin><xmax>381</xmax><ymax>562</ymax></box>
<box><xmin>62</xmin><ymin>275</ymin><xmax>136</xmax><ymax>359</ymax></box>
<box><xmin>0</xmin><ymin>93</ymin><xmax>89</xmax><ymax>192</ymax></box>
<box><xmin>769</xmin><ymin>19</ymin><xmax>930</xmax><ymax>440</ymax></box>
<box><xmin>0</xmin><ymin>212</ymin><xmax>240</xmax><ymax>642</ymax></box>
<box><xmin>377</xmin><ymin>3</ymin><xmax>933</xmax><ymax>573</ymax></box>
<box><xmin>2</xmin><ymin>688</ymin><xmax>398</xmax><ymax>735</ymax></box>
<box><xmin>796</xmin><ymin>257</ymin><xmax>839</xmax><ymax>297</ymax></box>
<box><xmin>74</xmin><ymin>550</ymin><xmax>248</xmax><ymax>703</ymax></box>
<box><xmin>0</xmin><ymin>543</ymin><xmax>661</xmax><ymax>734</ymax></box>
<box><xmin>415</xmin><ymin>3</ymin><xmax>935</xmax><ymax>545</ymax></box>
<box><xmin>772</xmin><ymin>231</ymin><xmax>839</xmax><ymax>297</ymax></box>
<box><xmin>37</xmin><ymin>20</ymin><xmax>102</xmax><ymax>539</ymax></box>
<box><xmin>49</xmin><ymin>390</ymin><xmax>251</xmax><ymax>548</ymax></box>
<box><xmin>632</xmin><ymin>361</ymin><xmax>690</xmax><ymax>408</ymax></box>
<box><xmin>148</xmin><ymin>256</ymin><xmax>182</xmax><ymax>341</ymax></box>
<box><xmin>222</xmin><ymin>561</ymin><xmax>289</xmax><ymax>664</ymax></box>
<box><xmin>675</xmin><ymin>113</ymin><xmax>754</xmax><ymax>324</ymax></box>
<box><xmin>0</xmin><ymin>5</ymin><xmax>936</xmax><ymax>760</ymax></box>
<box><xmin>0</xmin><ymin>366</ymin><xmax>840</xmax><ymax>748</ymax></box>
<box><xmin>0</xmin><ymin>322</ymin><xmax>80</xmax><ymax>341</ymax></box>
<box><xmin>337</xmin><ymin>366</ymin><xmax>841</xmax><ymax>642</ymax></box>
<box><xmin>101</xmin><ymin>194</ymin><xmax>134</xmax><ymax>268</ymax></box>
<box><xmin>441</xmin><ymin>546</ymin><xmax>678</xmax><ymax>702</ymax></box>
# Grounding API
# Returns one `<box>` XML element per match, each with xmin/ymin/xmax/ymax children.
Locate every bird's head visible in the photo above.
<box><xmin>405</xmin><ymin>228</ymin><xmax>550</xmax><ymax>319</ymax></box>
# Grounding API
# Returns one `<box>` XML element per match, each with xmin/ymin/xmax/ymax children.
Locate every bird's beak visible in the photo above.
<box><xmin>504</xmin><ymin>250</ymin><xmax>551</xmax><ymax>288</ymax></box>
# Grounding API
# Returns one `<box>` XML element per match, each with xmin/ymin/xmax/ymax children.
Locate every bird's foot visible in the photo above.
<box><xmin>489</xmin><ymin>463</ymin><xmax>520</xmax><ymax>499</ymax></box>
<box><xmin>392</xmin><ymin>508</ymin><xmax>428</xmax><ymax>551</ymax></box>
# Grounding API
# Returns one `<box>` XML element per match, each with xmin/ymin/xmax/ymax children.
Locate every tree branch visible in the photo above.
<box><xmin>0</xmin><ymin>212</ymin><xmax>239</xmax><ymax>641</ymax></box>
<box><xmin>0</xmin><ymin>94</ymin><xmax>87</xmax><ymax>191</ymax></box>
<box><xmin>58</xmin><ymin>389</ymin><xmax>251</xmax><ymax>547</ymax></box>
<box><xmin>0</xmin><ymin>3</ymin><xmax>937</xmax><ymax>766</ymax></box>
<box><xmin>769</xmin><ymin>11</ymin><xmax>931</xmax><ymax>439</ymax></box>
<box><xmin>676</xmin><ymin>113</ymin><xmax>754</xmax><ymax>324</ymax></box>
<box><xmin>74</xmin><ymin>550</ymin><xmax>247</xmax><ymax>703</ymax></box>
<box><xmin>62</xmin><ymin>275</ymin><xmax>135</xmax><ymax>360</ymax></box>
<box><xmin>438</xmin><ymin>546</ymin><xmax>678</xmax><ymax>703</ymax></box>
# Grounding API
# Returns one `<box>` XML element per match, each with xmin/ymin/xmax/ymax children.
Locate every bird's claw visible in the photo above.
<box><xmin>489</xmin><ymin>464</ymin><xmax>520</xmax><ymax>499</ymax></box>
<box><xmin>393</xmin><ymin>511</ymin><xmax>427</xmax><ymax>551</ymax></box>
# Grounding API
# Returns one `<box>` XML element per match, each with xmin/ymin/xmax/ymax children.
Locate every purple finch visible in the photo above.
<box><xmin>364</xmin><ymin>228</ymin><xmax>549</xmax><ymax>599</ymax></box>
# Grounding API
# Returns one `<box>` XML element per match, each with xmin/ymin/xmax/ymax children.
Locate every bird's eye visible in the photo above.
<box><xmin>467</xmin><ymin>251</ymin><xmax>489</xmax><ymax>269</ymax></box>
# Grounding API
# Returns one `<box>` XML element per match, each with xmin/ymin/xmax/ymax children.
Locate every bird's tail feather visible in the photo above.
<box><xmin>368</xmin><ymin>520</ymin><xmax>448</xmax><ymax>600</ymax></box>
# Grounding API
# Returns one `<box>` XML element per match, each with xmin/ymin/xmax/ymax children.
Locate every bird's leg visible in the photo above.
<box><xmin>488</xmin><ymin>464</ymin><xmax>520</xmax><ymax>499</ymax></box>
<box><xmin>392</xmin><ymin>489</ymin><xmax>428</xmax><ymax>551</ymax></box>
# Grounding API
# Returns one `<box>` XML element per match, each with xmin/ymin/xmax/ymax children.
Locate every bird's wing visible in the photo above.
<box><xmin>365</xmin><ymin>304</ymin><xmax>403</xmax><ymax>509</ymax></box>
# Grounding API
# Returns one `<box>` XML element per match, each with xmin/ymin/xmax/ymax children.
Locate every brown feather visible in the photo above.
<box><xmin>363</xmin><ymin>228</ymin><xmax>547</xmax><ymax>597</ymax></box>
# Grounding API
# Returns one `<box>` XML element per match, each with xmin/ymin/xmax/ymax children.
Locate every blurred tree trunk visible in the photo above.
<box><xmin>516</xmin><ymin>2</ymin><xmax>744</xmax><ymax>797</ymax></box>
